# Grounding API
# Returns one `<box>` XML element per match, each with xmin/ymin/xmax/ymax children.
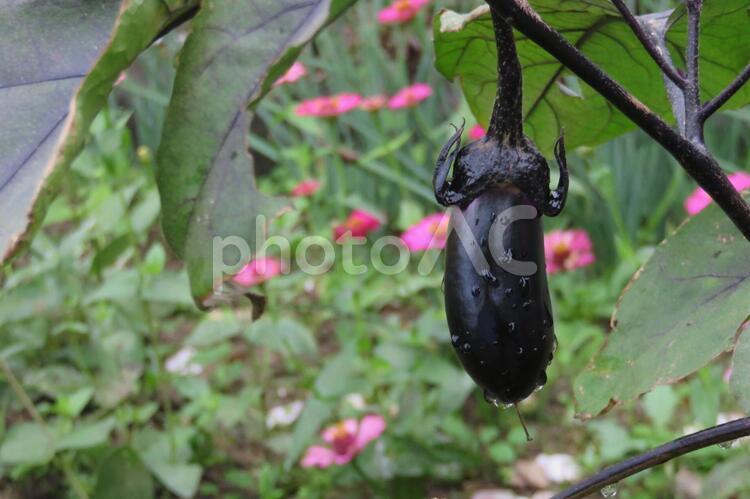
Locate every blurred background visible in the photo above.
<box><xmin>1</xmin><ymin>0</ymin><xmax>749</xmax><ymax>497</ymax></box>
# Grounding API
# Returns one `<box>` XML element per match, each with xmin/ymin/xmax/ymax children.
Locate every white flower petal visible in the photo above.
<box><xmin>266</xmin><ymin>401</ymin><xmax>305</xmax><ymax>429</ymax></box>
<box><xmin>165</xmin><ymin>347</ymin><xmax>203</xmax><ymax>376</ymax></box>
<box><xmin>534</xmin><ymin>453</ymin><xmax>581</xmax><ymax>483</ymax></box>
<box><xmin>344</xmin><ymin>393</ymin><xmax>366</xmax><ymax>410</ymax></box>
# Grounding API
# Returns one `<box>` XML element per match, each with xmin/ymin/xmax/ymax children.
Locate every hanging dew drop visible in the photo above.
<box><xmin>600</xmin><ymin>484</ymin><xmax>618</xmax><ymax>497</ymax></box>
<box><xmin>483</xmin><ymin>389</ymin><xmax>500</xmax><ymax>407</ymax></box>
<box><xmin>718</xmin><ymin>440</ymin><xmax>737</xmax><ymax>449</ymax></box>
<box><xmin>481</xmin><ymin>270</ymin><xmax>498</xmax><ymax>286</ymax></box>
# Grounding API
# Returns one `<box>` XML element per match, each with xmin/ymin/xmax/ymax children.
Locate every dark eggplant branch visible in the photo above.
<box><xmin>610</xmin><ymin>0</ymin><xmax>685</xmax><ymax>88</ymax></box>
<box><xmin>701</xmin><ymin>62</ymin><xmax>750</xmax><ymax>122</ymax></box>
<box><xmin>487</xmin><ymin>8</ymin><xmax>524</xmax><ymax>145</ymax></box>
<box><xmin>552</xmin><ymin>417</ymin><xmax>750</xmax><ymax>499</ymax></box>
<box><xmin>684</xmin><ymin>0</ymin><xmax>703</xmax><ymax>143</ymax></box>
<box><xmin>484</xmin><ymin>0</ymin><xmax>750</xmax><ymax>242</ymax></box>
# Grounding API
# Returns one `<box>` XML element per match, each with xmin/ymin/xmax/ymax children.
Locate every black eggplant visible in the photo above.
<box><xmin>433</xmin><ymin>7</ymin><xmax>568</xmax><ymax>407</ymax></box>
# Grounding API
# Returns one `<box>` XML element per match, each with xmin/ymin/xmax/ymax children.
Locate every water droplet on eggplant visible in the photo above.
<box><xmin>600</xmin><ymin>484</ymin><xmax>618</xmax><ymax>498</ymax></box>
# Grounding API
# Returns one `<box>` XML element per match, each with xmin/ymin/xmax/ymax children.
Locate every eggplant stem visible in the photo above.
<box><xmin>487</xmin><ymin>6</ymin><xmax>523</xmax><ymax>145</ymax></box>
<box><xmin>514</xmin><ymin>403</ymin><xmax>533</xmax><ymax>442</ymax></box>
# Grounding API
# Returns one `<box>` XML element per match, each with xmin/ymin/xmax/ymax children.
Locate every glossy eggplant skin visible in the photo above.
<box><xmin>433</xmin><ymin>10</ymin><xmax>568</xmax><ymax>406</ymax></box>
<box><xmin>444</xmin><ymin>185</ymin><xmax>554</xmax><ymax>405</ymax></box>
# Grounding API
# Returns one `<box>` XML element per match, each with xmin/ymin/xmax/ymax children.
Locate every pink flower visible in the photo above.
<box><xmin>274</xmin><ymin>61</ymin><xmax>307</xmax><ymax>87</ymax></box>
<box><xmin>387</xmin><ymin>83</ymin><xmax>432</xmax><ymax>109</ymax></box>
<box><xmin>334</xmin><ymin>209</ymin><xmax>383</xmax><ymax>240</ymax></box>
<box><xmin>684</xmin><ymin>171</ymin><xmax>750</xmax><ymax>215</ymax></box>
<box><xmin>544</xmin><ymin>229</ymin><xmax>595</xmax><ymax>274</ymax></box>
<box><xmin>401</xmin><ymin>212</ymin><xmax>450</xmax><ymax>251</ymax></box>
<box><xmin>301</xmin><ymin>414</ymin><xmax>386</xmax><ymax>468</ymax></box>
<box><xmin>114</xmin><ymin>72</ymin><xmax>126</xmax><ymax>86</ymax></box>
<box><xmin>469</xmin><ymin>124</ymin><xmax>486</xmax><ymax>140</ymax></box>
<box><xmin>377</xmin><ymin>0</ymin><xmax>430</xmax><ymax>24</ymax></box>
<box><xmin>295</xmin><ymin>93</ymin><xmax>363</xmax><ymax>117</ymax></box>
<box><xmin>232</xmin><ymin>257</ymin><xmax>283</xmax><ymax>286</ymax></box>
<box><xmin>290</xmin><ymin>179</ymin><xmax>321</xmax><ymax>197</ymax></box>
<box><xmin>360</xmin><ymin>95</ymin><xmax>388</xmax><ymax>112</ymax></box>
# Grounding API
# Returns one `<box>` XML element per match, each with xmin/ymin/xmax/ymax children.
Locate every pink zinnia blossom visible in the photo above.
<box><xmin>377</xmin><ymin>0</ymin><xmax>430</xmax><ymax>24</ymax></box>
<box><xmin>334</xmin><ymin>209</ymin><xmax>383</xmax><ymax>240</ymax></box>
<box><xmin>274</xmin><ymin>61</ymin><xmax>307</xmax><ymax>87</ymax></box>
<box><xmin>232</xmin><ymin>257</ymin><xmax>283</xmax><ymax>286</ymax></box>
<box><xmin>290</xmin><ymin>179</ymin><xmax>321</xmax><ymax>197</ymax></box>
<box><xmin>360</xmin><ymin>95</ymin><xmax>388</xmax><ymax>112</ymax></box>
<box><xmin>469</xmin><ymin>124</ymin><xmax>486</xmax><ymax>140</ymax></box>
<box><xmin>387</xmin><ymin>83</ymin><xmax>432</xmax><ymax>109</ymax></box>
<box><xmin>295</xmin><ymin>93</ymin><xmax>363</xmax><ymax>117</ymax></box>
<box><xmin>544</xmin><ymin>229</ymin><xmax>595</xmax><ymax>274</ymax></box>
<box><xmin>401</xmin><ymin>212</ymin><xmax>450</xmax><ymax>251</ymax></box>
<box><xmin>301</xmin><ymin>414</ymin><xmax>386</xmax><ymax>468</ymax></box>
<box><xmin>684</xmin><ymin>171</ymin><xmax>750</xmax><ymax>215</ymax></box>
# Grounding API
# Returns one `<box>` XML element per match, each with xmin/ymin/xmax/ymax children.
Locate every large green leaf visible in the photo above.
<box><xmin>156</xmin><ymin>0</ymin><xmax>356</xmax><ymax>305</ymax></box>
<box><xmin>0</xmin><ymin>0</ymin><xmax>198</xmax><ymax>265</ymax></box>
<box><xmin>433</xmin><ymin>0</ymin><xmax>750</xmax><ymax>152</ymax></box>
<box><xmin>575</xmin><ymin>195</ymin><xmax>750</xmax><ymax>419</ymax></box>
